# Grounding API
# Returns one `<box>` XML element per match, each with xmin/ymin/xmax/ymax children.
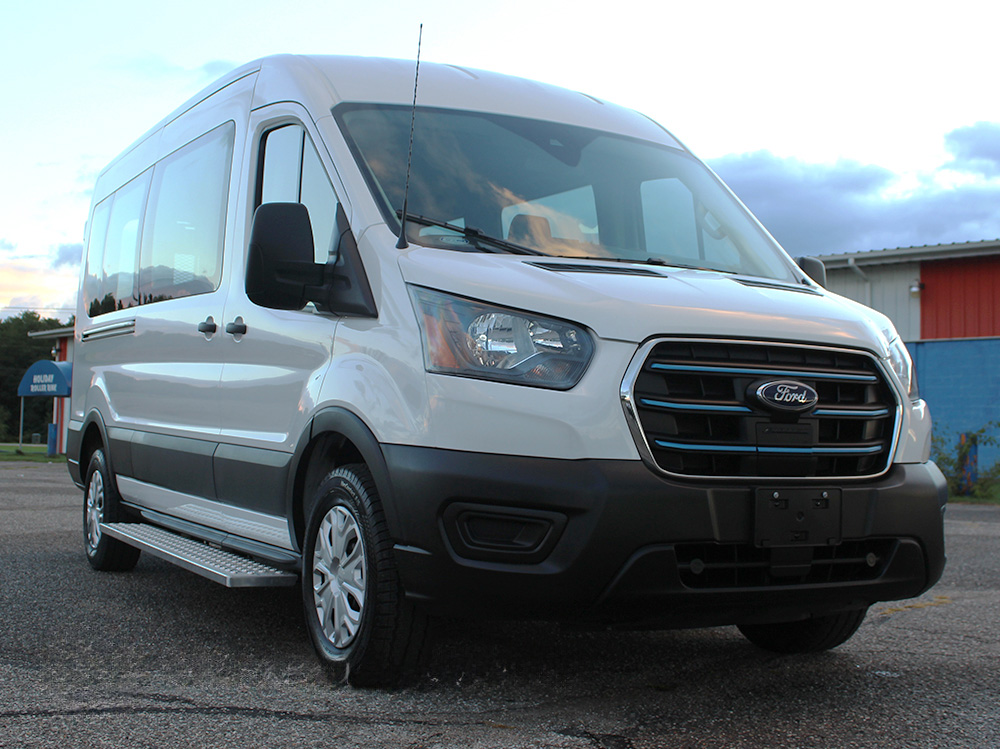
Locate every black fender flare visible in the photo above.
<box><xmin>70</xmin><ymin>409</ymin><xmax>112</xmax><ymax>489</ymax></box>
<box><xmin>287</xmin><ymin>407</ymin><xmax>399</xmax><ymax>547</ymax></box>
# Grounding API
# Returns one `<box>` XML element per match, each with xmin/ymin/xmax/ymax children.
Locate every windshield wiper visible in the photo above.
<box><xmin>396</xmin><ymin>211</ymin><xmax>544</xmax><ymax>255</ymax></box>
<box><xmin>571</xmin><ymin>256</ymin><xmax>737</xmax><ymax>274</ymax></box>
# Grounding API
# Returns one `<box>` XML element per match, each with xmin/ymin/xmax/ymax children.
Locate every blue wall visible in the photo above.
<box><xmin>907</xmin><ymin>338</ymin><xmax>1000</xmax><ymax>470</ymax></box>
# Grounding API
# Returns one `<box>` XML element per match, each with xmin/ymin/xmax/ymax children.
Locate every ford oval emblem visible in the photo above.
<box><xmin>755</xmin><ymin>380</ymin><xmax>819</xmax><ymax>413</ymax></box>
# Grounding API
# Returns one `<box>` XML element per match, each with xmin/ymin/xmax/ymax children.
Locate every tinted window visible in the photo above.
<box><xmin>83</xmin><ymin>197</ymin><xmax>112</xmax><ymax>317</ymax></box>
<box><xmin>138</xmin><ymin>123</ymin><xmax>235</xmax><ymax>303</ymax></box>
<box><xmin>259</xmin><ymin>124</ymin><xmax>338</xmax><ymax>263</ymax></box>
<box><xmin>260</xmin><ymin>125</ymin><xmax>302</xmax><ymax>205</ymax></box>
<box><xmin>87</xmin><ymin>171</ymin><xmax>151</xmax><ymax>317</ymax></box>
<box><xmin>300</xmin><ymin>140</ymin><xmax>338</xmax><ymax>261</ymax></box>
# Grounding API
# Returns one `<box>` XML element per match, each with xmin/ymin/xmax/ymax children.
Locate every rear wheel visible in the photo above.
<box><xmin>302</xmin><ymin>464</ymin><xmax>429</xmax><ymax>687</ymax></box>
<box><xmin>83</xmin><ymin>448</ymin><xmax>140</xmax><ymax>572</ymax></box>
<box><xmin>738</xmin><ymin>608</ymin><xmax>868</xmax><ymax>653</ymax></box>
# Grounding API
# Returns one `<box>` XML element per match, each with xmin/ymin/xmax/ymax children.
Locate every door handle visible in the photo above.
<box><xmin>225</xmin><ymin>318</ymin><xmax>247</xmax><ymax>336</ymax></box>
<box><xmin>197</xmin><ymin>318</ymin><xmax>217</xmax><ymax>334</ymax></box>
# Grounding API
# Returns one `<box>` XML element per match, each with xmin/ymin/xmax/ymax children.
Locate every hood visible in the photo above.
<box><xmin>397</xmin><ymin>248</ymin><xmax>891</xmax><ymax>356</ymax></box>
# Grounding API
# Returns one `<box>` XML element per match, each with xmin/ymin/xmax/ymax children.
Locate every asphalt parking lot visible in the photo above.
<box><xmin>1</xmin><ymin>461</ymin><xmax>998</xmax><ymax>748</ymax></box>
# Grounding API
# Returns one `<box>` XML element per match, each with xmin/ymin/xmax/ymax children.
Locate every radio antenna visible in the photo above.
<box><xmin>395</xmin><ymin>23</ymin><xmax>423</xmax><ymax>250</ymax></box>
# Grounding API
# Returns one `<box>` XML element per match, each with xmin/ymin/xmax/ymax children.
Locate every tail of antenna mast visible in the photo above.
<box><xmin>395</xmin><ymin>23</ymin><xmax>423</xmax><ymax>250</ymax></box>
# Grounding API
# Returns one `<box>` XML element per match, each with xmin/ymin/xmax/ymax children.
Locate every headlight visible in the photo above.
<box><xmin>886</xmin><ymin>335</ymin><xmax>919</xmax><ymax>401</ymax></box>
<box><xmin>408</xmin><ymin>286</ymin><xmax>594</xmax><ymax>389</ymax></box>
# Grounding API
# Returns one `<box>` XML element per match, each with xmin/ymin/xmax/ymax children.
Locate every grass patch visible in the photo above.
<box><xmin>949</xmin><ymin>488</ymin><xmax>1000</xmax><ymax>506</ymax></box>
<box><xmin>0</xmin><ymin>444</ymin><xmax>66</xmax><ymax>463</ymax></box>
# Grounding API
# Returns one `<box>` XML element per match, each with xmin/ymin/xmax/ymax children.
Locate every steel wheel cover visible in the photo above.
<box><xmin>86</xmin><ymin>470</ymin><xmax>104</xmax><ymax>551</ymax></box>
<box><xmin>312</xmin><ymin>505</ymin><xmax>367</xmax><ymax>648</ymax></box>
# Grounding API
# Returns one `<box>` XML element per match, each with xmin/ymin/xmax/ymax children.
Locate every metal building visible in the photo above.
<box><xmin>822</xmin><ymin>239</ymin><xmax>1000</xmax><ymax>474</ymax></box>
<box><xmin>822</xmin><ymin>239</ymin><xmax>1000</xmax><ymax>342</ymax></box>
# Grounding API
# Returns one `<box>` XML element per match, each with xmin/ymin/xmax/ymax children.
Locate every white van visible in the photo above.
<box><xmin>69</xmin><ymin>55</ymin><xmax>946</xmax><ymax>686</ymax></box>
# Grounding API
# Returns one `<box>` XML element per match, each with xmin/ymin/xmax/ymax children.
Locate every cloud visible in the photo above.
<box><xmin>0</xmin><ymin>239</ymin><xmax>14</xmax><ymax>251</ymax></box>
<box><xmin>198</xmin><ymin>60</ymin><xmax>237</xmax><ymax>81</ymax></box>
<box><xmin>53</xmin><ymin>243</ymin><xmax>83</xmax><ymax>268</ymax></box>
<box><xmin>944</xmin><ymin>122</ymin><xmax>1000</xmax><ymax>177</ymax></box>
<box><xmin>103</xmin><ymin>55</ymin><xmax>239</xmax><ymax>90</ymax></box>
<box><xmin>1</xmin><ymin>262</ymin><xmax>79</xmax><ymax>321</ymax></box>
<box><xmin>710</xmin><ymin>136</ymin><xmax>1000</xmax><ymax>255</ymax></box>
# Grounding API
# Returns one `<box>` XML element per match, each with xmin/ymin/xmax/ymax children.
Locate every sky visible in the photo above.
<box><xmin>2</xmin><ymin>0</ymin><xmax>999</xmax><ymax>322</ymax></box>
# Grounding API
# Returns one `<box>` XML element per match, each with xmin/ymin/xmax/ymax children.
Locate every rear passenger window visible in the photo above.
<box><xmin>83</xmin><ymin>197</ymin><xmax>112</xmax><ymax>317</ymax></box>
<box><xmin>85</xmin><ymin>170</ymin><xmax>151</xmax><ymax>317</ymax></box>
<box><xmin>139</xmin><ymin>123</ymin><xmax>235</xmax><ymax>303</ymax></box>
<box><xmin>84</xmin><ymin>123</ymin><xmax>235</xmax><ymax>318</ymax></box>
<box><xmin>259</xmin><ymin>124</ymin><xmax>339</xmax><ymax>263</ymax></box>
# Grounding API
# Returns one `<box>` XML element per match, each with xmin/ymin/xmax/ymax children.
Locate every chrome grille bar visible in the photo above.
<box><xmin>621</xmin><ymin>338</ymin><xmax>902</xmax><ymax>480</ymax></box>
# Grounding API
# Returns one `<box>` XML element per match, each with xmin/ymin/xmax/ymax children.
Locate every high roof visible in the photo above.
<box><xmin>142</xmin><ymin>54</ymin><xmax>680</xmax><ymax>153</ymax></box>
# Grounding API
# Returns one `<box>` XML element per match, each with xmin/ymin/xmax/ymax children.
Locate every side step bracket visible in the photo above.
<box><xmin>100</xmin><ymin>523</ymin><xmax>298</xmax><ymax>588</ymax></box>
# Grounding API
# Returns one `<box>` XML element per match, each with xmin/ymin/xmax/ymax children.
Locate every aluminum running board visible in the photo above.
<box><xmin>100</xmin><ymin>523</ymin><xmax>298</xmax><ymax>588</ymax></box>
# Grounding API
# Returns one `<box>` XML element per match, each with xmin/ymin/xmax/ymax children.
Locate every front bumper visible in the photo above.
<box><xmin>383</xmin><ymin>445</ymin><xmax>947</xmax><ymax>626</ymax></box>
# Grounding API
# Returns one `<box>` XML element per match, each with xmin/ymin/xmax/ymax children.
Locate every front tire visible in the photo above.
<box><xmin>738</xmin><ymin>608</ymin><xmax>868</xmax><ymax>654</ymax></box>
<box><xmin>302</xmin><ymin>464</ymin><xmax>429</xmax><ymax>687</ymax></box>
<box><xmin>83</xmin><ymin>448</ymin><xmax>140</xmax><ymax>572</ymax></box>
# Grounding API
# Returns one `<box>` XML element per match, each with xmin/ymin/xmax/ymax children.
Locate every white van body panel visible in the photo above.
<box><xmin>395</xmin><ymin>247</ymin><xmax>892</xmax><ymax>350</ymax></box>
<box><xmin>69</xmin><ymin>57</ymin><xmax>947</xmax><ymax>680</ymax></box>
<box><xmin>76</xmin><ymin>75</ymin><xmax>256</xmax><ymax>441</ymax></box>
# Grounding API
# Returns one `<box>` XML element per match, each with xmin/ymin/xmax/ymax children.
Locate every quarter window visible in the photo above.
<box><xmin>85</xmin><ymin>170</ymin><xmax>151</xmax><ymax>317</ymax></box>
<box><xmin>83</xmin><ymin>197</ymin><xmax>112</xmax><ymax>317</ymax></box>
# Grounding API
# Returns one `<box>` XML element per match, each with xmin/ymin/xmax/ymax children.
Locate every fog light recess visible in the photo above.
<box><xmin>442</xmin><ymin>502</ymin><xmax>567</xmax><ymax>564</ymax></box>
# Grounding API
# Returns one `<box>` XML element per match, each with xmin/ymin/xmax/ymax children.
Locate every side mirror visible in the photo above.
<box><xmin>795</xmin><ymin>256</ymin><xmax>827</xmax><ymax>288</ymax></box>
<box><xmin>246</xmin><ymin>202</ymin><xmax>321</xmax><ymax>310</ymax></box>
<box><xmin>246</xmin><ymin>202</ymin><xmax>377</xmax><ymax>317</ymax></box>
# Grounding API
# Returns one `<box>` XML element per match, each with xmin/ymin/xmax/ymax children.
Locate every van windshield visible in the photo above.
<box><xmin>336</xmin><ymin>104</ymin><xmax>796</xmax><ymax>282</ymax></box>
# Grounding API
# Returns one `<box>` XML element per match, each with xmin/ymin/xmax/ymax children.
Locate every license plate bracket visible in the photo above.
<box><xmin>754</xmin><ymin>488</ymin><xmax>842</xmax><ymax>547</ymax></box>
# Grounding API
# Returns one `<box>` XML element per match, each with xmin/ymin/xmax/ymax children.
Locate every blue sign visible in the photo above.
<box><xmin>18</xmin><ymin>360</ymin><xmax>72</xmax><ymax>397</ymax></box>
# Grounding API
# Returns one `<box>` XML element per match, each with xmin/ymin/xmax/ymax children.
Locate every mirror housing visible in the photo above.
<box><xmin>246</xmin><ymin>202</ymin><xmax>319</xmax><ymax>310</ymax></box>
<box><xmin>795</xmin><ymin>256</ymin><xmax>827</xmax><ymax>288</ymax></box>
<box><xmin>246</xmin><ymin>202</ymin><xmax>377</xmax><ymax>317</ymax></box>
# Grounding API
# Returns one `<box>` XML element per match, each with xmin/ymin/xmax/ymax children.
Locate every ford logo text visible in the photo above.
<box><xmin>755</xmin><ymin>380</ymin><xmax>819</xmax><ymax>413</ymax></box>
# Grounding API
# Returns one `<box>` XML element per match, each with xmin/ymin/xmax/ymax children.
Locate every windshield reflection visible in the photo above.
<box><xmin>336</xmin><ymin>104</ymin><xmax>796</xmax><ymax>281</ymax></box>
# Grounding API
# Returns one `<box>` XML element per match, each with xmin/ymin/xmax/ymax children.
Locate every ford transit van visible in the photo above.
<box><xmin>69</xmin><ymin>55</ymin><xmax>947</xmax><ymax>686</ymax></box>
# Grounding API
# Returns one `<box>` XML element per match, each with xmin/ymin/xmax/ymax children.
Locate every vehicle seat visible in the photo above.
<box><xmin>508</xmin><ymin>214</ymin><xmax>553</xmax><ymax>246</ymax></box>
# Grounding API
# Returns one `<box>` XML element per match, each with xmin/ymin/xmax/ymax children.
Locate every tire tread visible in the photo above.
<box><xmin>738</xmin><ymin>608</ymin><xmax>868</xmax><ymax>654</ymax></box>
<box><xmin>304</xmin><ymin>463</ymin><xmax>431</xmax><ymax>688</ymax></box>
<box><xmin>84</xmin><ymin>449</ymin><xmax>141</xmax><ymax>573</ymax></box>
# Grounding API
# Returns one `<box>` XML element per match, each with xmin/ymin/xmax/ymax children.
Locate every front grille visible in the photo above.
<box><xmin>626</xmin><ymin>339</ymin><xmax>899</xmax><ymax>479</ymax></box>
<box><xmin>675</xmin><ymin>539</ymin><xmax>897</xmax><ymax>589</ymax></box>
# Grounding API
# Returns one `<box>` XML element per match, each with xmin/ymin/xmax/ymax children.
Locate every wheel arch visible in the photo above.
<box><xmin>78</xmin><ymin>410</ymin><xmax>111</xmax><ymax>485</ymax></box>
<box><xmin>288</xmin><ymin>407</ymin><xmax>398</xmax><ymax>554</ymax></box>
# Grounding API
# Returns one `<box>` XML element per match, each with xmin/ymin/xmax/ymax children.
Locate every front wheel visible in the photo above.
<box><xmin>83</xmin><ymin>448</ymin><xmax>140</xmax><ymax>572</ymax></box>
<box><xmin>738</xmin><ymin>608</ymin><xmax>868</xmax><ymax>654</ymax></box>
<box><xmin>302</xmin><ymin>464</ymin><xmax>429</xmax><ymax>687</ymax></box>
